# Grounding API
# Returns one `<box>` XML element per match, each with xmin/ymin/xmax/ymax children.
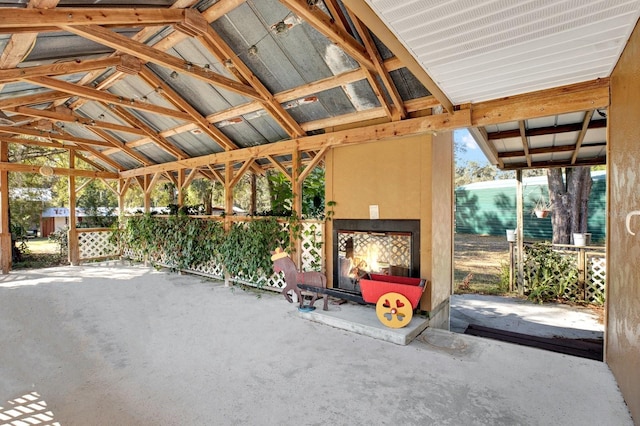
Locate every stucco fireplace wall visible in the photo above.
<box><xmin>324</xmin><ymin>132</ymin><xmax>454</xmax><ymax>329</ymax></box>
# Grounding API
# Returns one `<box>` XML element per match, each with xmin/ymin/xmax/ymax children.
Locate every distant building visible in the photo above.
<box><xmin>455</xmin><ymin>171</ymin><xmax>606</xmax><ymax>242</ymax></box>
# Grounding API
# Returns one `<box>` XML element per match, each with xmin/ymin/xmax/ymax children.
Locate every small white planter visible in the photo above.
<box><xmin>506</xmin><ymin>229</ymin><xmax>516</xmax><ymax>242</ymax></box>
<box><xmin>573</xmin><ymin>233</ymin><xmax>587</xmax><ymax>247</ymax></box>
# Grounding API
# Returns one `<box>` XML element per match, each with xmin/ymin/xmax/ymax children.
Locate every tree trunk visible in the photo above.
<box><xmin>547</xmin><ymin>167</ymin><xmax>593</xmax><ymax>244</ymax></box>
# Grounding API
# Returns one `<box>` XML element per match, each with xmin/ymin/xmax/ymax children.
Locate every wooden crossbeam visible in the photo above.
<box><xmin>138</xmin><ymin>67</ymin><xmax>240</xmax><ymax>151</ymax></box>
<box><xmin>200</xmin><ymin>26</ymin><xmax>305</xmax><ymax>137</ymax></box>
<box><xmin>497</xmin><ymin>143</ymin><xmax>606</xmax><ymax>159</ymax></box>
<box><xmin>518</xmin><ymin>121</ymin><xmax>531</xmax><ymax>167</ymax></box>
<box><xmin>108</xmin><ymin>104</ymin><xmax>189</xmax><ymax>160</ymax></box>
<box><xmin>0</xmin><ymin>125</ymin><xmax>113</xmax><ymax>148</ymax></box>
<box><xmin>0</xmin><ymin>91</ymin><xmax>71</xmax><ymax>109</ymax></box>
<box><xmin>0</xmin><ymin>57</ymin><xmax>120</xmax><ymax>84</ymax></box>
<box><xmin>0</xmin><ymin>8</ymin><xmax>187</xmax><ymax>29</ymax></box>
<box><xmin>571</xmin><ymin>110</ymin><xmax>595</xmax><ymax>165</ymax></box>
<box><xmin>487</xmin><ymin>119</ymin><xmax>607</xmax><ymax>140</ymax></box>
<box><xmin>61</xmin><ymin>24</ymin><xmax>260</xmax><ymax>100</ymax></box>
<box><xmin>280</xmin><ymin>0</ymin><xmax>375</xmax><ymax>72</ymax></box>
<box><xmin>24</xmin><ymin>76</ymin><xmax>192</xmax><ymax>121</ymax></box>
<box><xmin>0</xmin><ymin>161</ymin><xmax>118</xmax><ymax>178</ymax></box>
<box><xmin>120</xmin><ymin>110</ymin><xmax>471</xmax><ymax>178</ymax></box>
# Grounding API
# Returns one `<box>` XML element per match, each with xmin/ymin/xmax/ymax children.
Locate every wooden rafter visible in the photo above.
<box><xmin>518</xmin><ymin>121</ymin><xmax>532</xmax><ymax>167</ymax></box>
<box><xmin>487</xmin><ymin>119</ymin><xmax>607</xmax><ymax>140</ymax></box>
<box><xmin>571</xmin><ymin>110</ymin><xmax>595</xmax><ymax>165</ymax></box>
<box><xmin>107</xmin><ymin>104</ymin><xmax>189</xmax><ymax>160</ymax></box>
<box><xmin>298</xmin><ymin>146</ymin><xmax>329</xmax><ymax>182</ymax></box>
<box><xmin>0</xmin><ymin>161</ymin><xmax>118</xmax><ymax>178</ymax></box>
<box><xmin>342</xmin><ymin>0</ymin><xmax>455</xmax><ymax>114</ymax></box>
<box><xmin>24</xmin><ymin>76</ymin><xmax>192</xmax><ymax>121</ymax></box>
<box><xmin>280</xmin><ymin>0</ymin><xmax>375</xmax><ymax>72</ymax></box>
<box><xmin>0</xmin><ymin>8</ymin><xmax>188</xmax><ymax>30</ymax></box>
<box><xmin>498</xmin><ymin>143</ymin><xmax>606</xmax><ymax>159</ymax></box>
<box><xmin>138</xmin><ymin>67</ymin><xmax>240</xmax><ymax>151</ymax></box>
<box><xmin>60</xmin><ymin>24</ymin><xmax>260</xmax><ymax>100</ymax></box>
<box><xmin>87</xmin><ymin>127</ymin><xmax>152</xmax><ymax>167</ymax></box>
<box><xmin>0</xmin><ymin>91</ymin><xmax>71</xmax><ymax>109</ymax></box>
<box><xmin>0</xmin><ymin>0</ymin><xmax>60</xmax><ymax>94</ymax></box>
<box><xmin>347</xmin><ymin>11</ymin><xmax>406</xmax><ymax>120</ymax></box>
<box><xmin>0</xmin><ymin>57</ymin><xmax>120</xmax><ymax>85</ymax></box>
<box><xmin>200</xmin><ymin>26</ymin><xmax>305</xmax><ymax>138</ymax></box>
<box><xmin>0</xmin><ymin>125</ymin><xmax>112</xmax><ymax>148</ymax></box>
<box><xmin>7</xmin><ymin>106</ymin><xmax>147</xmax><ymax>137</ymax></box>
<box><xmin>120</xmin><ymin>110</ymin><xmax>471</xmax><ymax>178</ymax></box>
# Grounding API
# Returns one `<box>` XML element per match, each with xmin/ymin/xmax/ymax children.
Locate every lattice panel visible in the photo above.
<box><xmin>587</xmin><ymin>255</ymin><xmax>606</xmax><ymax>304</ymax></box>
<box><xmin>518</xmin><ymin>246</ymin><xmax>607</xmax><ymax>304</ymax></box>
<box><xmin>78</xmin><ymin>230</ymin><xmax>118</xmax><ymax>260</ymax></box>
<box><xmin>337</xmin><ymin>231</ymin><xmax>411</xmax><ymax>269</ymax></box>
<box><xmin>122</xmin><ymin>247</ymin><xmax>143</xmax><ymax>261</ymax></box>
<box><xmin>190</xmin><ymin>259</ymin><xmax>225</xmax><ymax>279</ymax></box>
<box><xmin>301</xmin><ymin>221</ymin><xmax>323</xmax><ymax>272</ymax></box>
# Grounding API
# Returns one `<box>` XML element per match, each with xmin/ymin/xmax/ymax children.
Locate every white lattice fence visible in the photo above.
<box><xmin>78</xmin><ymin>229</ymin><xmax>119</xmax><ymax>261</ymax></box>
<box><xmin>301</xmin><ymin>221</ymin><xmax>324</xmax><ymax>272</ymax></box>
<box><xmin>586</xmin><ymin>253</ymin><xmax>606</xmax><ymax>304</ymax></box>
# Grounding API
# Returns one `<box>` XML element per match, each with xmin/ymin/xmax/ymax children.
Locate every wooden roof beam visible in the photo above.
<box><xmin>24</xmin><ymin>76</ymin><xmax>192</xmax><ymax>121</ymax></box>
<box><xmin>138</xmin><ymin>67</ymin><xmax>240</xmax><ymax>152</ymax></box>
<box><xmin>108</xmin><ymin>104</ymin><xmax>189</xmax><ymax>160</ymax></box>
<box><xmin>61</xmin><ymin>24</ymin><xmax>260</xmax><ymax>100</ymax></box>
<box><xmin>88</xmin><ymin>127</ymin><xmax>153</xmax><ymax>167</ymax></box>
<box><xmin>0</xmin><ymin>125</ymin><xmax>113</xmax><ymax>148</ymax></box>
<box><xmin>498</xmin><ymin>142</ymin><xmax>606</xmax><ymax>159</ymax></box>
<box><xmin>0</xmin><ymin>0</ymin><xmax>60</xmax><ymax>93</ymax></box>
<box><xmin>8</xmin><ymin>106</ymin><xmax>147</xmax><ymax>137</ymax></box>
<box><xmin>487</xmin><ymin>118</ymin><xmax>607</xmax><ymax>140</ymax></box>
<box><xmin>501</xmin><ymin>156</ymin><xmax>606</xmax><ymax>171</ymax></box>
<box><xmin>200</xmin><ymin>26</ymin><xmax>305</xmax><ymax>138</ymax></box>
<box><xmin>518</xmin><ymin>121</ymin><xmax>532</xmax><ymax>167</ymax></box>
<box><xmin>0</xmin><ymin>161</ymin><xmax>118</xmax><ymax>178</ymax></box>
<box><xmin>347</xmin><ymin>11</ymin><xmax>406</xmax><ymax>120</ymax></box>
<box><xmin>280</xmin><ymin>0</ymin><xmax>375</xmax><ymax>72</ymax></box>
<box><xmin>472</xmin><ymin>78</ymin><xmax>609</xmax><ymax>126</ymax></box>
<box><xmin>120</xmin><ymin>110</ymin><xmax>471</xmax><ymax>178</ymax></box>
<box><xmin>0</xmin><ymin>8</ymin><xmax>189</xmax><ymax>29</ymax></box>
<box><xmin>0</xmin><ymin>90</ymin><xmax>71</xmax><ymax>109</ymax></box>
<box><xmin>0</xmin><ymin>57</ymin><xmax>121</xmax><ymax>85</ymax></box>
<box><xmin>342</xmin><ymin>0</ymin><xmax>455</xmax><ymax>114</ymax></box>
<box><xmin>571</xmin><ymin>110</ymin><xmax>595</xmax><ymax>165</ymax></box>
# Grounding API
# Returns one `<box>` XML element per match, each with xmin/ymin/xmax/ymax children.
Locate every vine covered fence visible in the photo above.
<box><xmin>87</xmin><ymin>215</ymin><xmax>325</xmax><ymax>291</ymax></box>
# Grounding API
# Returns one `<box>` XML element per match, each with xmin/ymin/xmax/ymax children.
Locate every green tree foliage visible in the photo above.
<box><xmin>76</xmin><ymin>179</ymin><xmax>118</xmax><ymax>227</ymax></box>
<box><xmin>264</xmin><ymin>167</ymin><xmax>326</xmax><ymax>218</ymax></box>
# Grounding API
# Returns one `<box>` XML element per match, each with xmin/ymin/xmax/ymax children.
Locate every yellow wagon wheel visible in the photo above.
<box><xmin>375</xmin><ymin>292</ymin><xmax>413</xmax><ymax>328</ymax></box>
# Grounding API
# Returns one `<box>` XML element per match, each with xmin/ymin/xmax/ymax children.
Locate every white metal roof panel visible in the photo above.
<box><xmin>366</xmin><ymin>0</ymin><xmax>640</xmax><ymax>103</ymax></box>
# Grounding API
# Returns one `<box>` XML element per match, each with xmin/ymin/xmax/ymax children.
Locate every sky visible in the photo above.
<box><xmin>454</xmin><ymin>128</ymin><xmax>488</xmax><ymax>165</ymax></box>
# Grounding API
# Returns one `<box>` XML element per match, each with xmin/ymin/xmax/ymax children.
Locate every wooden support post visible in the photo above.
<box><xmin>143</xmin><ymin>174</ymin><xmax>151</xmax><ymax>213</ymax></box>
<box><xmin>508</xmin><ymin>241</ymin><xmax>514</xmax><ymax>292</ymax></box>
<box><xmin>291</xmin><ymin>147</ymin><xmax>302</xmax><ymax>269</ymax></box>
<box><xmin>68</xmin><ymin>149</ymin><xmax>79</xmax><ymax>266</ymax></box>
<box><xmin>177</xmin><ymin>168</ymin><xmax>185</xmax><ymax>207</ymax></box>
<box><xmin>250</xmin><ymin>172</ymin><xmax>257</xmax><ymax>215</ymax></box>
<box><xmin>224</xmin><ymin>161</ymin><xmax>233</xmax><ymax>287</ymax></box>
<box><xmin>0</xmin><ymin>141</ymin><xmax>11</xmax><ymax>274</ymax></box>
<box><xmin>516</xmin><ymin>170</ymin><xmax>524</xmax><ymax>294</ymax></box>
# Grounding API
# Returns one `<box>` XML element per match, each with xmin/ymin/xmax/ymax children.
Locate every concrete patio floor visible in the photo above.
<box><xmin>0</xmin><ymin>263</ymin><xmax>632</xmax><ymax>425</ymax></box>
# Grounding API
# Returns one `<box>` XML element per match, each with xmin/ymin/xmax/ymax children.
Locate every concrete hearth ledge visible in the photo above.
<box><xmin>297</xmin><ymin>301</ymin><xmax>429</xmax><ymax>345</ymax></box>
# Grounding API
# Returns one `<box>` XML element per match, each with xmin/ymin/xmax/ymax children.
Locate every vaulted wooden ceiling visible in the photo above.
<box><xmin>0</xmin><ymin>0</ymin><xmax>623</xmax><ymax>181</ymax></box>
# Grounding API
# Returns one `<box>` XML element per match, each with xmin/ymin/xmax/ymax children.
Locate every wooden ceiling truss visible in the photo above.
<box><xmin>0</xmin><ymin>1</ymin><xmax>610</xmax><ymax>187</ymax></box>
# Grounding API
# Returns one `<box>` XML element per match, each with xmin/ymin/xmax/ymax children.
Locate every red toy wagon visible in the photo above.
<box><xmin>359</xmin><ymin>274</ymin><xmax>427</xmax><ymax>328</ymax></box>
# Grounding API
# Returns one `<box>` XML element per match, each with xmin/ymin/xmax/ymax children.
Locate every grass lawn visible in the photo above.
<box><xmin>454</xmin><ymin>233</ymin><xmax>510</xmax><ymax>295</ymax></box>
<box><xmin>12</xmin><ymin>237</ymin><xmax>67</xmax><ymax>269</ymax></box>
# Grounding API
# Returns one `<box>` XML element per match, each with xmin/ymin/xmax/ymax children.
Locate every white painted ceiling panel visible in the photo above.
<box><xmin>366</xmin><ymin>0</ymin><xmax>640</xmax><ymax>103</ymax></box>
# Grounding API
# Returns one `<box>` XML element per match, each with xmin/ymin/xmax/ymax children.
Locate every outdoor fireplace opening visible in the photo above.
<box><xmin>333</xmin><ymin>219</ymin><xmax>420</xmax><ymax>291</ymax></box>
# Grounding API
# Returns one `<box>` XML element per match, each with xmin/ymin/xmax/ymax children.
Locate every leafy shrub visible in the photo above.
<box><xmin>523</xmin><ymin>242</ymin><xmax>578</xmax><ymax>303</ymax></box>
